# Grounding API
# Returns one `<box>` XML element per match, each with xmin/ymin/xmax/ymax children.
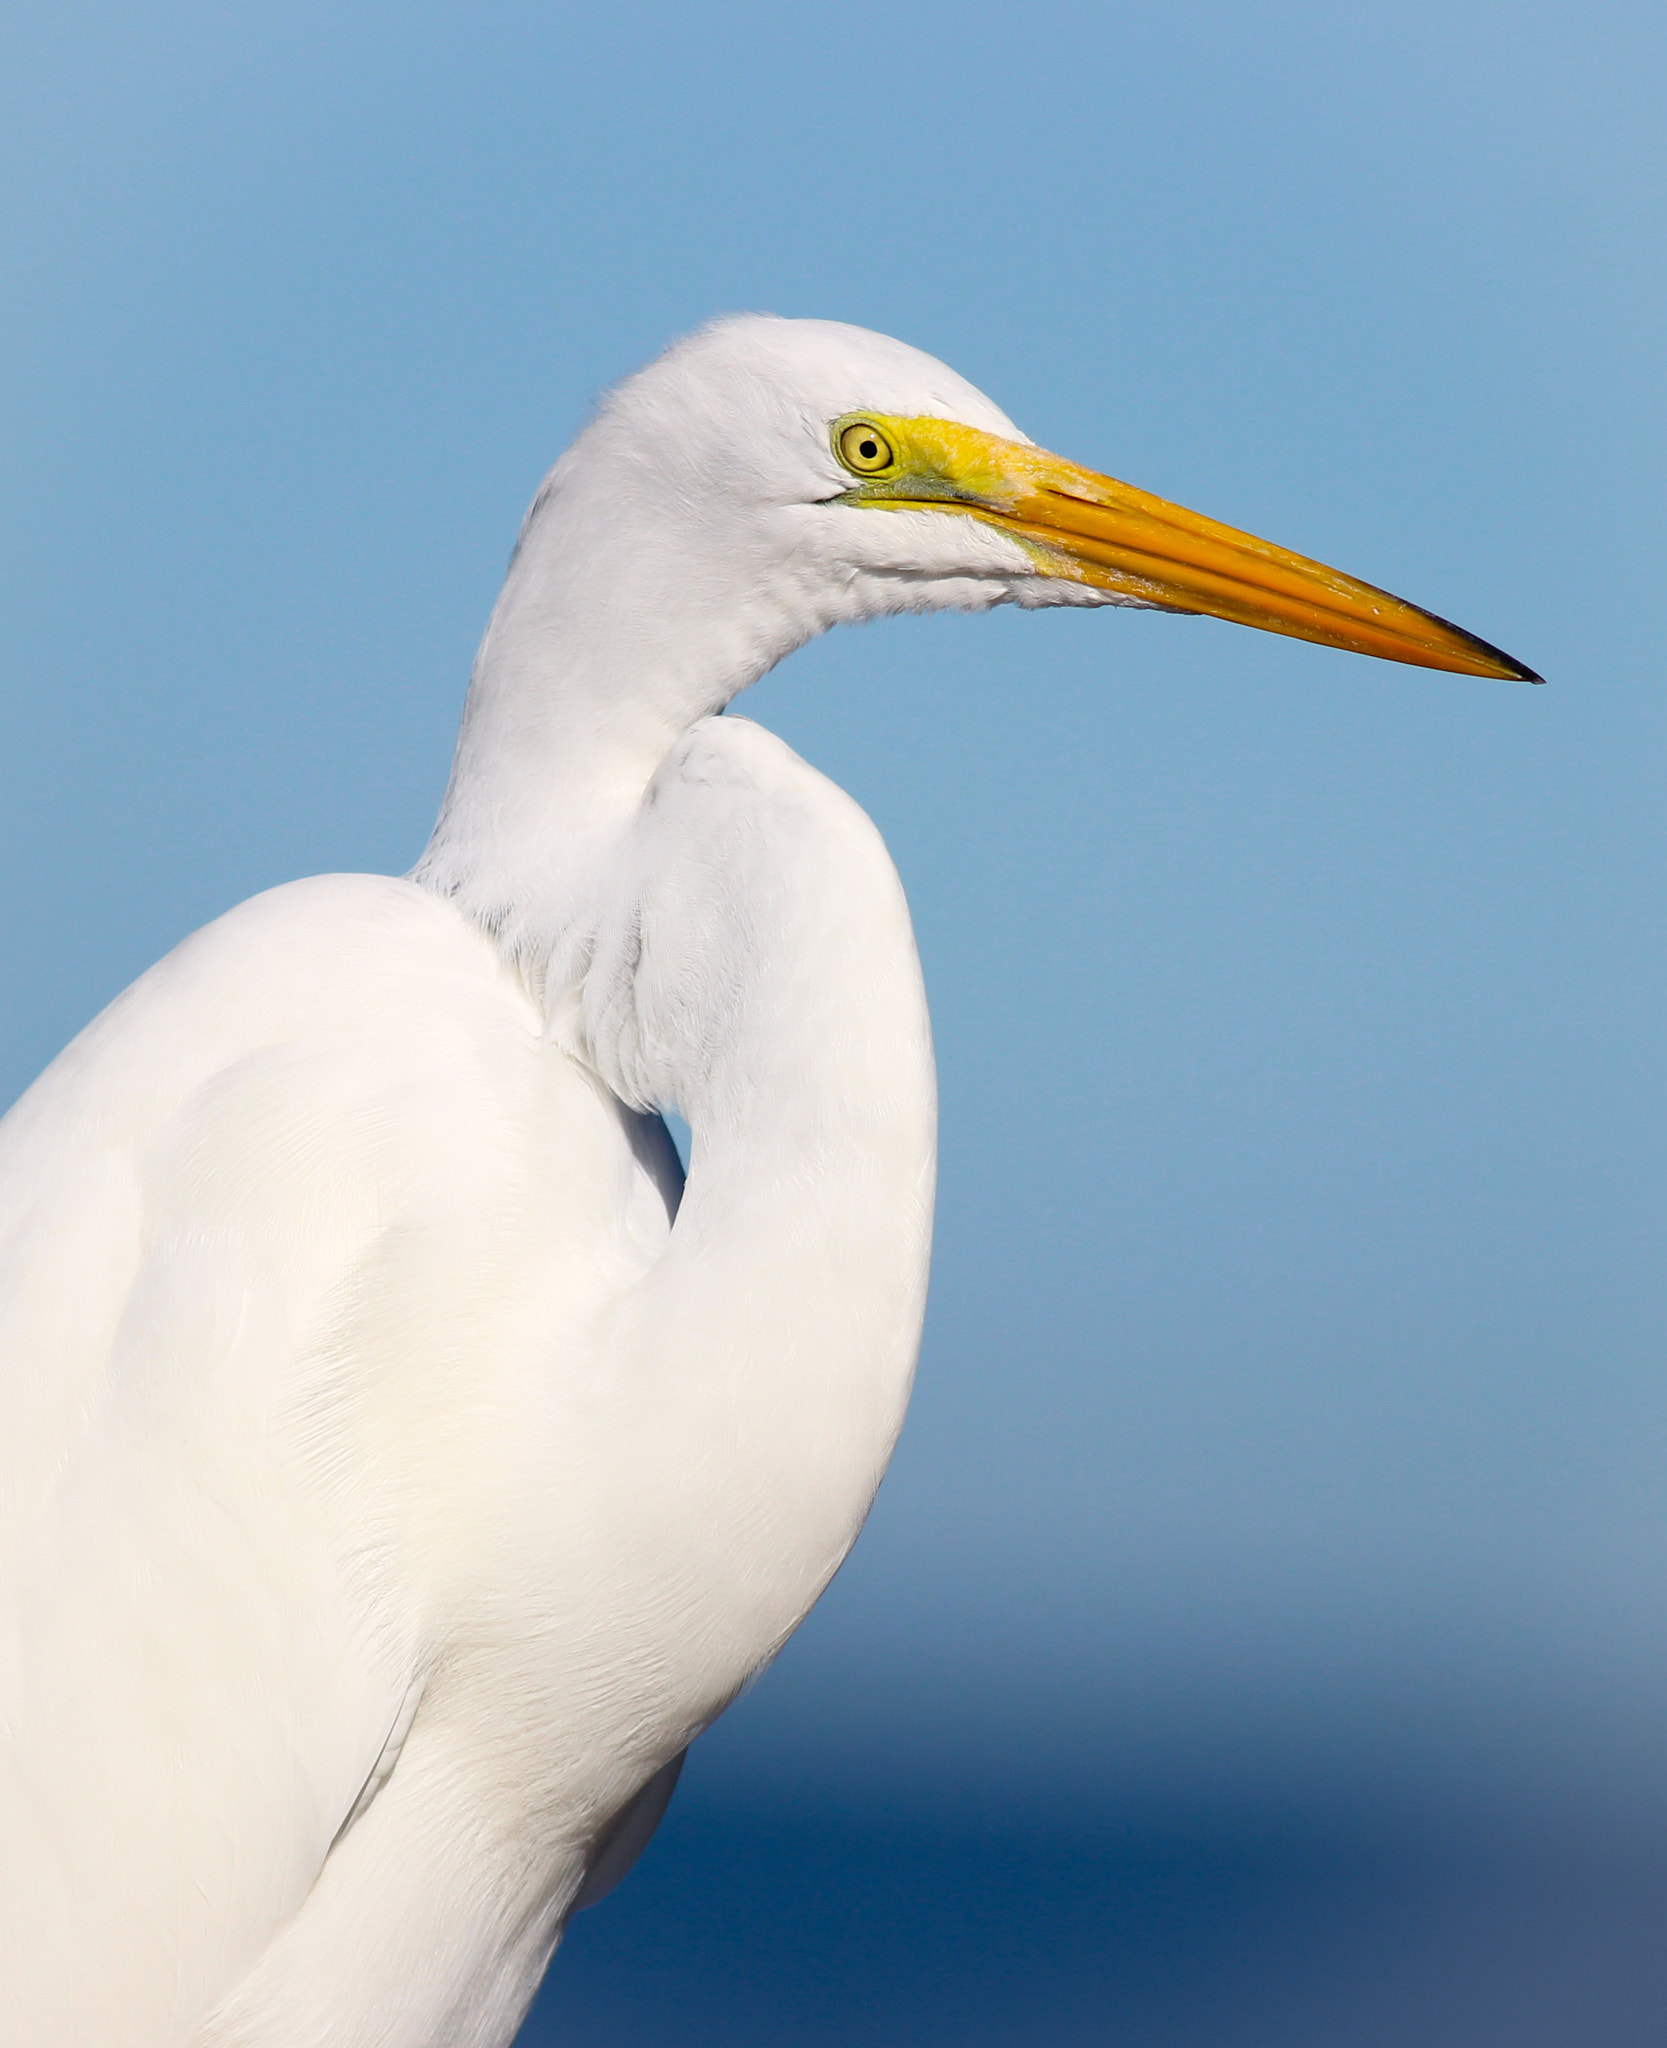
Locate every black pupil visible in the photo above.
<box><xmin>859</xmin><ymin>438</ymin><xmax>878</xmax><ymax>460</ymax></box>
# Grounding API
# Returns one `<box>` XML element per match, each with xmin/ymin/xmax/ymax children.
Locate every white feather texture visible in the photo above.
<box><xmin>0</xmin><ymin>316</ymin><xmax>1113</xmax><ymax>2047</ymax></box>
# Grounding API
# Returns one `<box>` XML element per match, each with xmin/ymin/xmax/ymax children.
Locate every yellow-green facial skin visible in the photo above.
<box><xmin>831</xmin><ymin>412</ymin><xmax>1034</xmax><ymax>515</ymax></box>
<box><xmin>828</xmin><ymin>413</ymin><xmax>1540</xmax><ymax>682</ymax></box>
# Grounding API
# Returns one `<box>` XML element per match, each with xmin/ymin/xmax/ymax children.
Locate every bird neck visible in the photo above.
<box><xmin>412</xmin><ymin>484</ymin><xmax>819</xmax><ymax>983</ymax></box>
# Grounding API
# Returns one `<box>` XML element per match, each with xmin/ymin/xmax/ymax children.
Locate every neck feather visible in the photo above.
<box><xmin>412</xmin><ymin>471</ymin><xmax>823</xmax><ymax>982</ymax></box>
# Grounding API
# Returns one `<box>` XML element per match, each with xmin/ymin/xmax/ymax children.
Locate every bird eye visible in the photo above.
<box><xmin>836</xmin><ymin>422</ymin><xmax>896</xmax><ymax>476</ymax></box>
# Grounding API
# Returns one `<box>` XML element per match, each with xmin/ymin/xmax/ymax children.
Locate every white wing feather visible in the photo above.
<box><xmin>0</xmin><ymin>875</ymin><xmax>676</xmax><ymax>2045</ymax></box>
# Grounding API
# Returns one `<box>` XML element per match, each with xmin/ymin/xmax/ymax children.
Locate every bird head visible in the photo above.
<box><xmin>537</xmin><ymin>314</ymin><xmax>1537</xmax><ymax>685</ymax></box>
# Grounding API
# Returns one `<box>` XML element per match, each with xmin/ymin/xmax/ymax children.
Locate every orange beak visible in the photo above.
<box><xmin>836</xmin><ymin>414</ymin><xmax>1540</xmax><ymax>683</ymax></box>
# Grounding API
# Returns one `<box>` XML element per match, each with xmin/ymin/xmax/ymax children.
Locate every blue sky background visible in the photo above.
<box><xmin>3</xmin><ymin>2</ymin><xmax>1666</xmax><ymax>2037</ymax></box>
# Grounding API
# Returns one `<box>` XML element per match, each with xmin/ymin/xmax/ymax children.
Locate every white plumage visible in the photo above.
<box><xmin>0</xmin><ymin>316</ymin><xmax>1534</xmax><ymax>2046</ymax></box>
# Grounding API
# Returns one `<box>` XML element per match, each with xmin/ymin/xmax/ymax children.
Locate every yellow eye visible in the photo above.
<box><xmin>837</xmin><ymin>421</ymin><xmax>896</xmax><ymax>475</ymax></box>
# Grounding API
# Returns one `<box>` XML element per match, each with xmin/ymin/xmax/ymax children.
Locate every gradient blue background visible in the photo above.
<box><xmin>3</xmin><ymin>3</ymin><xmax>1665</xmax><ymax>2038</ymax></box>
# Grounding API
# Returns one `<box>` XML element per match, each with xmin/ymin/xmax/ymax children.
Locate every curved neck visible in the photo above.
<box><xmin>412</xmin><ymin>469</ymin><xmax>822</xmax><ymax>977</ymax></box>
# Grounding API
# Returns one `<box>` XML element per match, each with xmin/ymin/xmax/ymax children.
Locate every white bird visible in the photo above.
<box><xmin>0</xmin><ymin>316</ymin><xmax>1536</xmax><ymax>2047</ymax></box>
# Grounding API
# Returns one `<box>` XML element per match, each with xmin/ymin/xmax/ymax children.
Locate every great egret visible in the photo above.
<box><xmin>0</xmin><ymin>316</ymin><xmax>1536</xmax><ymax>2047</ymax></box>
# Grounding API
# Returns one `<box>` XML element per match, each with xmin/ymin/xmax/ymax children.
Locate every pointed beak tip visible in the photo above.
<box><xmin>1478</xmin><ymin>644</ymin><xmax>1543</xmax><ymax>685</ymax></box>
